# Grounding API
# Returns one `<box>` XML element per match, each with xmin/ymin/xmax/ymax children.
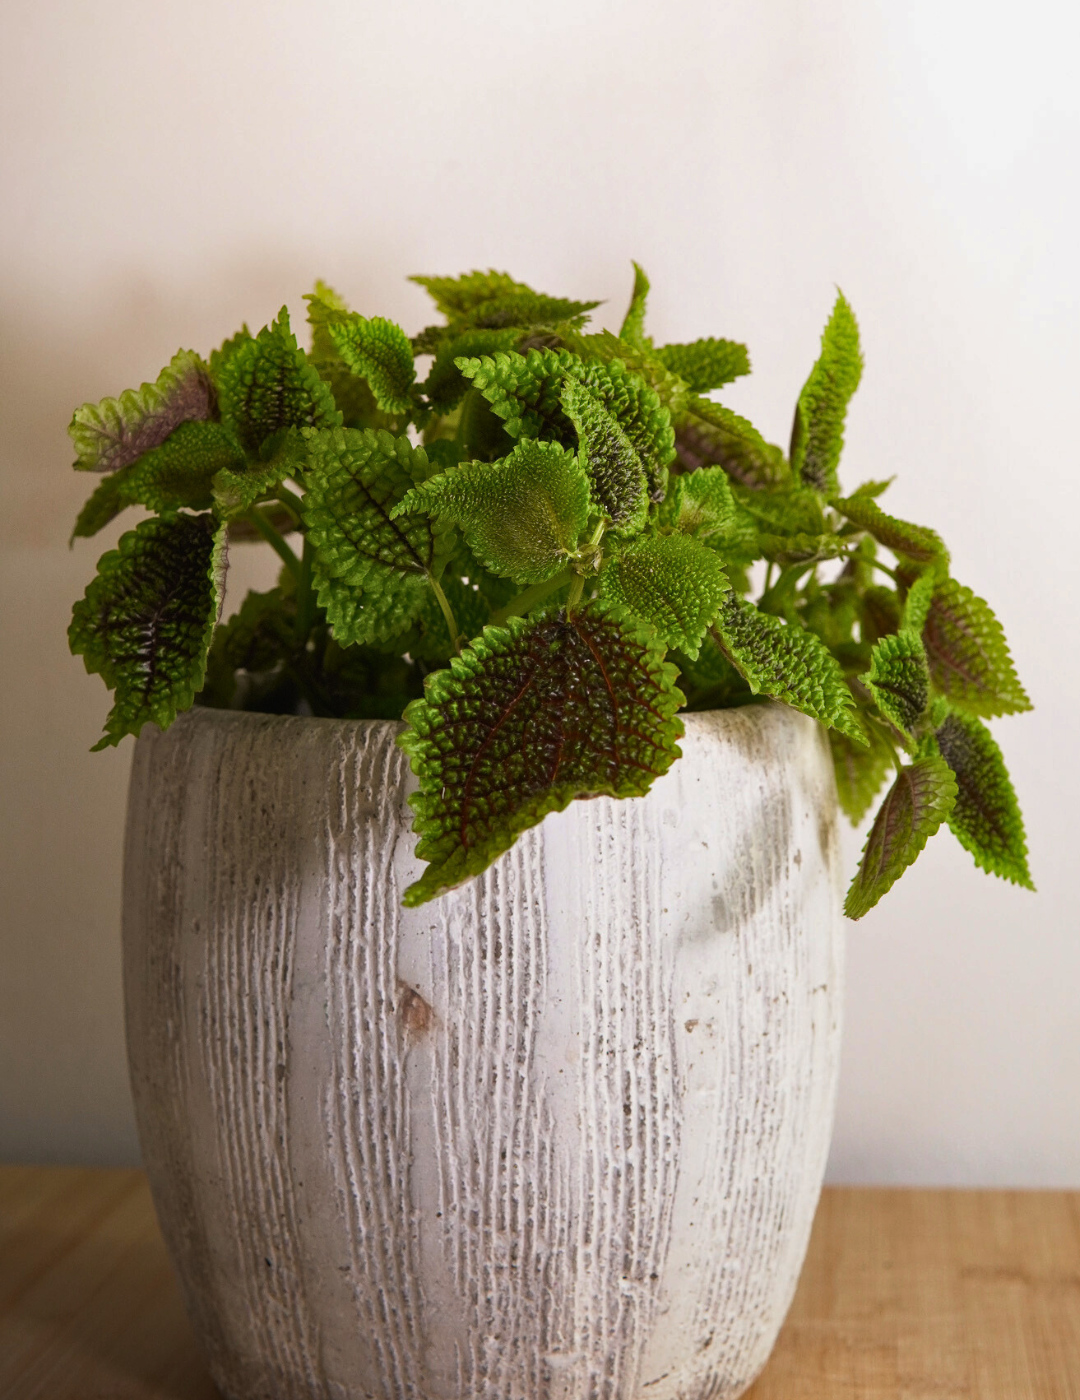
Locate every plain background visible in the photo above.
<box><xmin>1</xmin><ymin>0</ymin><xmax>1076</xmax><ymax>1184</ymax></box>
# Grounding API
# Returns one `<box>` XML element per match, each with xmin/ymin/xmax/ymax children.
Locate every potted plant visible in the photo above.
<box><xmin>68</xmin><ymin>266</ymin><xmax>1031</xmax><ymax>1400</ymax></box>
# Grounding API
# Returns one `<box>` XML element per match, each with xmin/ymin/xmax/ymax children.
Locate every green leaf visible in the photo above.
<box><xmin>901</xmin><ymin>568</ymin><xmax>937</xmax><ymax>633</ymax></box>
<box><xmin>790</xmin><ymin>291</ymin><xmax>863</xmax><ymax>494</ymax></box>
<box><xmin>834</xmin><ymin>494</ymin><xmax>946</xmax><ymax>566</ymax></box>
<box><xmin>923</xmin><ymin>577</ymin><xmax>1031</xmax><ymax>717</ymax></box>
<box><xmin>830</xmin><ymin>721</ymin><xmax>896</xmax><ymax>824</ymax></box>
<box><xmin>711</xmin><ymin>593</ymin><xmax>865</xmax><ymax>741</ymax></box>
<box><xmin>398</xmin><ymin>602</ymin><xmax>684</xmax><ymax>905</ymax></box>
<box><xmin>326</xmin><ymin>313</ymin><xmax>416</xmax><ymax>415</ymax></box>
<box><xmin>404</xmin><ymin>575</ymin><xmax>493</xmax><ymax>662</ymax></box>
<box><xmin>844</xmin><ymin>755</ymin><xmax>957</xmax><ymax>918</ymax></box>
<box><xmin>461</xmin><ymin>290</ymin><xmax>600</xmax><ymax>332</ymax></box>
<box><xmin>933</xmin><ymin>711</ymin><xmax>1033</xmax><ymax>888</ymax></box>
<box><xmin>860</xmin><ymin>584</ymin><xmax>902</xmax><ymax>645</ymax></box>
<box><xmin>411</xmin><ymin>270</ymin><xmax>535</xmax><ymax>319</ymax></box>
<box><xmin>69</xmin><ymin>350</ymin><xmax>214</xmax><ymax>473</ymax></box>
<box><xmin>214</xmin><ymin>307</ymin><xmax>341</xmax><ymax>454</ymax></box>
<box><xmin>459</xmin><ymin>349</ymin><xmax>675</xmax><ymax>502</ymax></box>
<box><xmin>598</xmin><ymin>532</ymin><xmax>730</xmax><ymax>657</ymax></box>
<box><xmin>396</xmin><ymin>439</ymin><xmax>591</xmax><ymax>585</ymax></box>
<box><xmin>68</xmin><ymin>513</ymin><xmax>227</xmax><ymax>748</ymax></box>
<box><xmin>658</xmin><ymin>466</ymin><xmax>736</xmax><ymax>543</ymax></box>
<box><xmin>559</xmin><ymin>378</ymin><xmax>647</xmax><ymax>535</ymax></box>
<box><xmin>211</xmin><ymin>428</ymin><xmax>307</xmax><ymax>519</ymax></box>
<box><xmin>305</xmin><ymin>288</ymin><xmax>387</xmax><ymax>428</ymax></box>
<box><xmin>733</xmin><ymin>483</ymin><xmax>824</xmax><ymax>536</ymax></box>
<box><xmin>654</xmin><ymin>338</ymin><xmax>750</xmax><ymax>393</ymax></box>
<box><xmin>303</xmin><ymin>428</ymin><xmax>454</xmax><ymax>646</ymax></box>
<box><xmin>562</xmin><ymin>328</ymin><xmax>691</xmax><ymax>412</ymax></box>
<box><xmin>674</xmin><ymin>397</ymin><xmax>788</xmax><ymax>489</ymax></box>
<box><xmin>70</xmin><ymin>422</ymin><xmax>247</xmax><ymax>539</ymax></box>
<box><xmin>862</xmin><ymin>629</ymin><xmax>930</xmax><ymax>735</ymax></box>
<box><xmin>619</xmin><ymin>261</ymin><xmax>651</xmax><ymax>346</ymax></box>
<box><xmin>757</xmin><ymin>532</ymin><xmax>851</xmax><ymax>566</ymax></box>
<box><xmin>422</xmin><ymin>329</ymin><xmax>522</xmax><ymax>414</ymax></box>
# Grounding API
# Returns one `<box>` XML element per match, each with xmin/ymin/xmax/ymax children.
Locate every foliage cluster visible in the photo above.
<box><xmin>67</xmin><ymin>266</ymin><xmax>1032</xmax><ymax>913</ymax></box>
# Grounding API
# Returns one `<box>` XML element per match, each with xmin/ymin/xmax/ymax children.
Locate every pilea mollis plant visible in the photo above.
<box><xmin>67</xmin><ymin>265</ymin><xmax>1033</xmax><ymax>914</ymax></box>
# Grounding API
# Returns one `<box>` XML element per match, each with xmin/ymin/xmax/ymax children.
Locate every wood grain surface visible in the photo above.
<box><xmin>0</xmin><ymin>1166</ymin><xmax>1077</xmax><ymax>1399</ymax></box>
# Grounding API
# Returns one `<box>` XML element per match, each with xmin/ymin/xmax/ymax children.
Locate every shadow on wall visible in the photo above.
<box><xmin>0</xmin><ymin>249</ymin><xmax>379</xmax><ymax>1166</ymax></box>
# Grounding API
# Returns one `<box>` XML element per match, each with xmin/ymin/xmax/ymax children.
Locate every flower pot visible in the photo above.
<box><xmin>122</xmin><ymin>702</ymin><xmax>843</xmax><ymax>1400</ymax></box>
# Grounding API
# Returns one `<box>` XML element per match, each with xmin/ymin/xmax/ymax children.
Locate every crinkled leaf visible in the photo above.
<box><xmin>212</xmin><ymin>428</ymin><xmax>307</xmax><ymax>519</ymax></box>
<box><xmin>562</xmin><ymin>328</ymin><xmax>691</xmax><ymax>412</ymax></box>
<box><xmin>398</xmin><ymin>602</ymin><xmax>684</xmax><ymax>905</ymax></box>
<box><xmin>830</xmin><ymin>721</ymin><xmax>895</xmax><ymax>824</ymax></box>
<box><xmin>901</xmin><ymin>568</ymin><xmax>937</xmax><ymax>633</ymax></box>
<box><xmin>305</xmin><ymin>288</ymin><xmax>387</xmax><ymax>428</ymax></box>
<box><xmin>461</xmin><ymin>290</ymin><xmax>600</xmax><ymax>332</ymax></box>
<box><xmin>411</xmin><ymin>270</ymin><xmax>535</xmax><ymax>319</ymax></box>
<box><xmin>791</xmin><ymin>291</ymin><xmax>863</xmax><ymax>494</ymax></box>
<box><xmin>658</xmin><ymin>466</ymin><xmax>736</xmax><ymax>543</ymax></box>
<box><xmin>423</xmin><ymin>329</ymin><xmax>522</xmax><ymax>413</ymax></box>
<box><xmin>459</xmin><ymin>349</ymin><xmax>674</xmax><ymax>501</ymax></box>
<box><xmin>654</xmin><ymin>338</ymin><xmax>750</xmax><ymax>393</ymax></box>
<box><xmin>674</xmin><ymin>397</ymin><xmax>788</xmax><ymax>488</ymax></box>
<box><xmin>758</xmin><ymin>532</ymin><xmax>851</xmax><ymax>566</ymax></box>
<box><xmin>862</xmin><ymin>628</ymin><xmax>930</xmax><ymax>735</ymax></box>
<box><xmin>711</xmin><ymin>593</ymin><xmax>864</xmax><ymax>741</ymax></box>
<box><xmin>598</xmin><ymin>532</ymin><xmax>730</xmax><ymax>657</ymax></box>
<box><xmin>396</xmin><ymin>439</ymin><xmax>591</xmax><ymax>585</ymax></box>
<box><xmin>733</xmin><ymin>484</ymin><xmax>824</xmax><ymax>537</ymax></box>
<box><xmin>934</xmin><ymin>711</ymin><xmax>1033</xmax><ymax>888</ymax></box>
<box><xmin>860</xmin><ymin>584</ymin><xmax>902</xmax><ymax>645</ymax></box>
<box><xmin>835</xmin><ymin>494</ymin><xmax>946</xmax><ymax>565</ymax></box>
<box><xmin>69</xmin><ymin>350</ymin><xmax>214</xmax><ymax>473</ymax></box>
<box><xmin>844</xmin><ymin>756</ymin><xmax>957</xmax><ymax>918</ymax></box>
<box><xmin>923</xmin><ymin>577</ymin><xmax>1031</xmax><ymax>717</ymax></box>
<box><xmin>70</xmin><ymin>422</ymin><xmax>246</xmax><ymax>539</ymax></box>
<box><xmin>619</xmin><ymin>261</ymin><xmax>651</xmax><ymax>346</ymax></box>
<box><xmin>326</xmin><ymin>312</ymin><xmax>416</xmax><ymax>415</ymax></box>
<box><xmin>303</xmin><ymin>428</ymin><xmax>453</xmax><ymax>646</ymax></box>
<box><xmin>68</xmin><ymin>513</ymin><xmax>227</xmax><ymax>748</ymax></box>
<box><xmin>214</xmin><ymin>307</ymin><xmax>341</xmax><ymax>454</ymax></box>
<box><xmin>560</xmin><ymin>378</ymin><xmax>647</xmax><ymax>534</ymax></box>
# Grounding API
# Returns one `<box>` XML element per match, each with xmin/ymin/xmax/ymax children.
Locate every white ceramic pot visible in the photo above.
<box><xmin>123</xmin><ymin>702</ymin><xmax>843</xmax><ymax>1400</ymax></box>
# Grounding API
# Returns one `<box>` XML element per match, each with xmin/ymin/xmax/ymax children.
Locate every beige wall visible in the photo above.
<box><xmin>1</xmin><ymin>0</ymin><xmax>1077</xmax><ymax>1182</ymax></box>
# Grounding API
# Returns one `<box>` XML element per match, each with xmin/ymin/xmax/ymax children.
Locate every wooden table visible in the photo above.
<box><xmin>1</xmin><ymin>1166</ymin><xmax>1077</xmax><ymax>1398</ymax></box>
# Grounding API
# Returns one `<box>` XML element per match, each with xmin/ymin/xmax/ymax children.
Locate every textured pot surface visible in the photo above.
<box><xmin>123</xmin><ymin>703</ymin><xmax>843</xmax><ymax>1400</ymax></box>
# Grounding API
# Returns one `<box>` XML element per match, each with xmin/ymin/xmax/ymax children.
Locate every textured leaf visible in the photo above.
<box><xmin>327</xmin><ymin>313</ymin><xmax>416</xmax><ymax>415</ymax></box>
<box><xmin>659</xmin><ymin>466</ymin><xmax>736</xmax><ymax>543</ymax></box>
<box><xmin>560</xmin><ymin>378</ymin><xmax>646</xmax><ymax>534</ymax></box>
<box><xmin>211</xmin><ymin>429</ymin><xmax>307</xmax><ymax>519</ymax></box>
<box><xmin>68</xmin><ymin>513</ymin><xmax>227</xmax><ymax>748</ymax></box>
<box><xmin>303</xmin><ymin>428</ymin><xmax>453</xmax><ymax>646</ymax></box>
<box><xmin>598</xmin><ymin>532</ymin><xmax>730</xmax><ymax>657</ymax></box>
<box><xmin>422</xmin><ymin>329</ymin><xmax>521</xmax><ymax>413</ymax></box>
<box><xmin>69</xmin><ymin>350</ymin><xmax>214</xmax><ymax>473</ymax></box>
<box><xmin>830</xmin><ymin>721</ymin><xmax>895</xmax><ymax>824</ymax></box>
<box><xmin>405</xmin><ymin>576</ymin><xmax>493</xmax><ymax>662</ymax></box>
<box><xmin>396</xmin><ymin>439</ymin><xmax>591</xmax><ymax>585</ymax></box>
<box><xmin>462</xmin><ymin>290</ymin><xmax>600</xmax><ymax>332</ymax></box>
<box><xmin>862</xmin><ymin>629</ymin><xmax>930</xmax><ymax>735</ymax></box>
<box><xmin>923</xmin><ymin>577</ymin><xmax>1031</xmax><ymax>717</ymax></box>
<box><xmin>305</xmin><ymin>288</ymin><xmax>386</xmax><ymax>427</ymax></box>
<box><xmin>674</xmin><ymin>397</ymin><xmax>788</xmax><ymax>488</ymax></box>
<box><xmin>711</xmin><ymin>593</ymin><xmax>864</xmax><ymax>741</ymax></box>
<box><xmin>733</xmin><ymin>484</ymin><xmax>824</xmax><ymax>537</ymax></box>
<box><xmin>844</xmin><ymin>756</ymin><xmax>957</xmax><ymax>918</ymax></box>
<box><xmin>70</xmin><ymin>422</ymin><xmax>246</xmax><ymax>539</ymax></box>
<box><xmin>411</xmin><ymin>270</ymin><xmax>534</xmax><ymax>319</ymax></box>
<box><xmin>934</xmin><ymin>711</ymin><xmax>1033</xmax><ymax>887</ymax></box>
<box><xmin>398</xmin><ymin>602</ymin><xmax>684</xmax><ymax>904</ymax></box>
<box><xmin>214</xmin><ymin>308</ymin><xmax>341</xmax><ymax>455</ymax></box>
<box><xmin>790</xmin><ymin>291</ymin><xmax>863</xmax><ymax>494</ymax></box>
<box><xmin>860</xmin><ymin>584</ymin><xmax>902</xmax><ymax>645</ymax></box>
<box><xmin>654</xmin><ymin>338</ymin><xmax>750</xmax><ymax>393</ymax></box>
<box><xmin>562</xmin><ymin>328</ymin><xmax>690</xmax><ymax>412</ymax></box>
<box><xmin>619</xmin><ymin>261</ymin><xmax>651</xmax><ymax>346</ymax></box>
<box><xmin>901</xmin><ymin>568</ymin><xmax>937</xmax><ymax>633</ymax></box>
<box><xmin>835</xmin><ymin>494</ymin><xmax>946</xmax><ymax>565</ymax></box>
<box><xmin>757</xmin><ymin>532</ymin><xmax>851</xmax><ymax>566</ymax></box>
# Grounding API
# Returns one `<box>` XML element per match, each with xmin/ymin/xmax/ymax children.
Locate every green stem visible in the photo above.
<box><xmin>273</xmin><ymin>485</ymin><xmax>306</xmax><ymax>525</ymax></box>
<box><xmin>247</xmin><ymin>508</ymin><xmax>301</xmax><ymax>578</ymax></box>
<box><xmin>295</xmin><ymin>535</ymin><xmax>316</xmax><ymax>646</ymax></box>
<box><xmin>871</xmin><ymin>558</ymin><xmax>899</xmax><ymax>582</ymax></box>
<box><xmin>490</xmin><ymin>567</ymin><xmax>576</xmax><ymax>626</ymax></box>
<box><xmin>428</xmin><ymin>573</ymin><xmax>460</xmax><ymax>652</ymax></box>
<box><xmin>565</xmin><ymin>572</ymin><xmax>585</xmax><ymax>614</ymax></box>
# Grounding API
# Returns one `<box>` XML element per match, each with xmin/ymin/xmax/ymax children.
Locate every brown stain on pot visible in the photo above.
<box><xmin>397</xmin><ymin>980</ymin><xmax>434</xmax><ymax>1036</ymax></box>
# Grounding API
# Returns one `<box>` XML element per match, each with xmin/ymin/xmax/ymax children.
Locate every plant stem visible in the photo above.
<box><xmin>294</xmin><ymin>535</ymin><xmax>316</xmax><ymax>647</ymax></box>
<box><xmin>428</xmin><ymin>573</ymin><xmax>460</xmax><ymax>652</ymax></box>
<box><xmin>565</xmin><ymin>572</ymin><xmax>585</xmax><ymax>614</ymax></box>
<box><xmin>273</xmin><ymin>485</ymin><xmax>306</xmax><ymax>525</ymax></box>
<box><xmin>490</xmin><ymin>567</ymin><xmax>575</xmax><ymax>625</ymax></box>
<box><xmin>871</xmin><ymin>558</ymin><xmax>899</xmax><ymax>582</ymax></box>
<box><xmin>247</xmin><ymin>508</ymin><xmax>301</xmax><ymax>578</ymax></box>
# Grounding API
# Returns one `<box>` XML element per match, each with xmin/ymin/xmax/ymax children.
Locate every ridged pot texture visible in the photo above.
<box><xmin>122</xmin><ymin>703</ymin><xmax>843</xmax><ymax>1400</ymax></box>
